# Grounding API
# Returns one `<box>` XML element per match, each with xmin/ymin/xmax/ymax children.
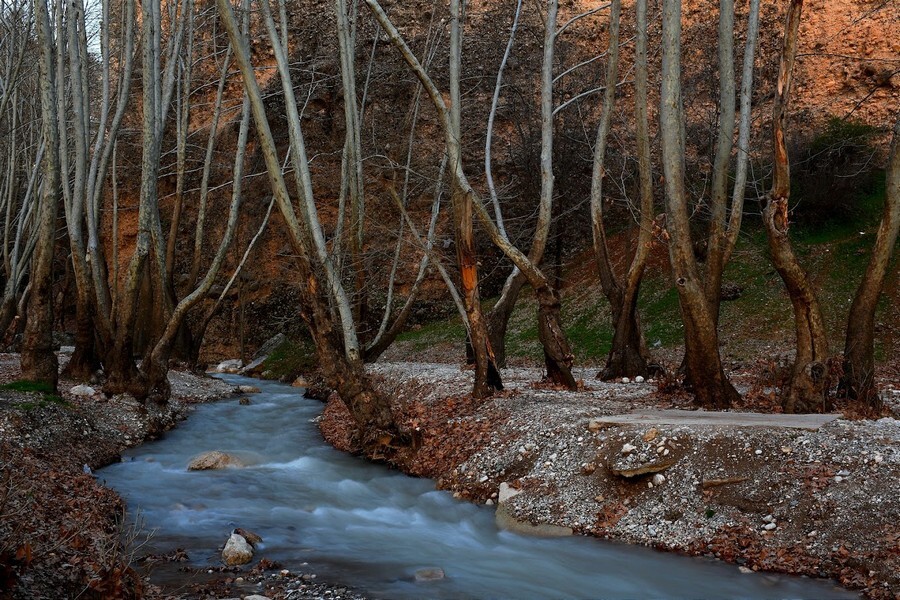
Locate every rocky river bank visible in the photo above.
<box><xmin>0</xmin><ymin>352</ymin><xmax>366</xmax><ymax>600</ymax></box>
<box><xmin>320</xmin><ymin>362</ymin><xmax>900</xmax><ymax>599</ymax></box>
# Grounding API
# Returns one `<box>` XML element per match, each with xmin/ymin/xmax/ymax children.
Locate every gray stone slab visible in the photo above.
<box><xmin>593</xmin><ymin>409</ymin><xmax>841</xmax><ymax>430</ymax></box>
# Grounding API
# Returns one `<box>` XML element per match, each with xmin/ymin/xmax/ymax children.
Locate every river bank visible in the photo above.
<box><xmin>0</xmin><ymin>352</ymin><xmax>366</xmax><ymax>600</ymax></box>
<box><xmin>319</xmin><ymin>362</ymin><xmax>900</xmax><ymax>599</ymax></box>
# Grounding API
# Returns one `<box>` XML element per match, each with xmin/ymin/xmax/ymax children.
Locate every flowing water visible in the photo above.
<box><xmin>99</xmin><ymin>375</ymin><xmax>855</xmax><ymax>599</ymax></box>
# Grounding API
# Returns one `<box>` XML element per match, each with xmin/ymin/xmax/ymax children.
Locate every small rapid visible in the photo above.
<box><xmin>99</xmin><ymin>375</ymin><xmax>854</xmax><ymax>599</ymax></box>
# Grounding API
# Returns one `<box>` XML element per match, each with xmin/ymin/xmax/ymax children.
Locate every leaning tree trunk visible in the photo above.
<box><xmin>764</xmin><ymin>0</ymin><xmax>831</xmax><ymax>414</ymax></box>
<box><xmin>659</xmin><ymin>0</ymin><xmax>739</xmax><ymax>408</ymax></box>
<box><xmin>21</xmin><ymin>0</ymin><xmax>61</xmax><ymax>391</ymax></box>
<box><xmin>840</xmin><ymin>116</ymin><xmax>900</xmax><ymax>408</ymax></box>
<box><xmin>368</xmin><ymin>0</ymin><xmax>576</xmax><ymax>390</ymax></box>
<box><xmin>216</xmin><ymin>0</ymin><xmax>402</xmax><ymax>446</ymax></box>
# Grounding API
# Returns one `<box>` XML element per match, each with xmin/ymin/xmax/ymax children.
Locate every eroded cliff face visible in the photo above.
<box><xmin>101</xmin><ymin>0</ymin><xmax>898</xmax><ymax>362</ymax></box>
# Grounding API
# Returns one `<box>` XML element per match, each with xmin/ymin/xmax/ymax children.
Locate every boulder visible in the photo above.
<box><xmin>70</xmin><ymin>384</ymin><xmax>96</xmax><ymax>397</ymax></box>
<box><xmin>292</xmin><ymin>376</ymin><xmax>308</xmax><ymax>388</ymax></box>
<box><xmin>222</xmin><ymin>533</ymin><xmax>253</xmax><ymax>566</ymax></box>
<box><xmin>237</xmin><ymin>385</ymin><xmax>261</xmax><ymax>394</ymax></box>
<box><xmin>234</xmin><ymin>527</ymin><xmax>263</xmax><ymax>547</ymax></box>
<box><xmin>253</xmin><ymin>333</ymin><xmax>288</xmax><ymax>360</ymax></box>
<box><xmin>214</xmin><ymin>359</ymin><xmax>243</xmax><ymax>374</ymax></box>
<box><xmin>187</xmin><ymin>451</ymin><xmax>245</xmax><ymax>471</ymax></box>
<box><xmin>239</xmin><ymin>354</ymin><xmax>268</xmax><ymax>376</ymax></box>
<box><xmin>414</xmin><ymin>567</ymin><xmax>445</xmax><ymax>582</ymax></box>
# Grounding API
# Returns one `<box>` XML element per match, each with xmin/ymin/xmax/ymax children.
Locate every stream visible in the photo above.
<box><xmin>99</xmin><ymin>375</ymin><xmax>855</xmax><ymax>599</ymax></box>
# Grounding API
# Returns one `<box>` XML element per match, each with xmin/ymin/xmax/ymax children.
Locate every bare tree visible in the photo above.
<box><xmin>20</xmin><ymin>0</ymin><xmax>60</xmax><ymax>389</ymax></box>
<box><xmin>590</xmin><ymin>0</ymin><xmax>658</xmax><ymax>381</ymax></box>
<box><xmin>763</xmin><ymin>0</ymin><xmax>831</xmax><ymax>414</ymax></box>
<box><xmin>368</xmin><ymin>0</ymin><xmax>580</xmax><ymax>390</ymax></box>
<box><xmin>840</xmin><ymin>116</ymin><xmax>900</xmax><ymax>408</ymax></box>
<box><xmin>215</xmin><ymin>0</ymin><xmax>402</xmax><ymax>445</ymax></box>
<box><xmin>659</xmin><ymin>0</ymin><xmax>739</xmax><ymax>407</ymax></box>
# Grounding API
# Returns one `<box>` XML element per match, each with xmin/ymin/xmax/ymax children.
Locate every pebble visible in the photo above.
<box><xmin>621</xmin><ymin>443</ymin><xmax>637</xmax><ymax>454</ymax></box>
<box><xmin>652</xmin><ymin>474</ymin><xmax>666</xmax><ymax>486</ymax></box>
<box><xmin>622</xmin><ymin>377</ymin><xmax>630</xmax><ymax>384</ymax></box>
<box><xmin>754</xmin><ymin>449</ymin><xmax>763</xmax><ymax>455</ymax></box>
<box><xmin>635</xmin><ymin>376</ymin><xmax>645</xmax><ymax>383</ymax></box>
<box><xmin>763</xmin><ymin>522</ymin><xmax>777</xmax><ymax>531</ymax></box>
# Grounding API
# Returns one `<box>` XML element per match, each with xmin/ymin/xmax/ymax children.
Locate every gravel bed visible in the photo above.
<box><xmin>321</xmin><ymin>361</ymin><xmax>900</xmax><ymax>599</ymax></box>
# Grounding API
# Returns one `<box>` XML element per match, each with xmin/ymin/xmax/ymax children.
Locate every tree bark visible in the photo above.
<box><xmin>104</xmin><ymin>0</ymin><xmax>164</xmax><ymax>398</ymax></box>
<box><xmin>446</xmin><ymin>0</ymin><xmax>502</xmax><ymax>397</ymax></box>
<box><xmin>21</xmin><ymin>0</ymin><xmax>61</xmax><ymax>390</ymax></box>
<box><xmin>840</xmin><ymin>116</ymin><xmax>900</xmax><ymax>408</ymax></box>
<box><xmin>763</xmin><ymin>0</ymin><xmax>831</xmax><ymax>414</ymax></box>
<box><xmin>660</xmin><ymin>0</ymin><xmax>739</xmax><ymax>408</ymax></box>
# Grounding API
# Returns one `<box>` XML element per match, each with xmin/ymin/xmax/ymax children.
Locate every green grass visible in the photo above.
<box><xmin>2</xmin><ymin>380</ymin><xmax>72</xmax><ymax>411</ymax></box>
<box><xmin>390</xmin><ymin>175</ymin><xmax>897</xmax><ymax>367</ymax></box>
<box><xmin>260</xmin><ymin>338</ymin><xmax>317</xmax><ymax>380</ymax></box>
<box><xmin>1</xmin><ymin>380</ymin><xmax>55</xmax><ymax>394</ymax></box>
<box><xmin>396</xmin><ymin>316</ymin><xmax>467</xmax><ymax>352</ymax></box>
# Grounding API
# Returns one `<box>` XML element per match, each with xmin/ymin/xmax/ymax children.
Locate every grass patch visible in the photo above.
<box><xmin>1</xmin><ymin>380</ymin><xmax>72</xmax><ymax>411</ymax></box>
<box><xmin>639</xmin><ymin>283</ymin><xmax>683</xmax><ymax>348</ymax></box>
<box><xmin>1</xmin><ymin>380</ymin><xmax>55</xmax><ymax>394</ymax></box>
<box><xmin>260</xmin><ymin>339</ymin><xmax>317</xmax><ymax>380</ymax></box>
<box><xmin>396</xmin><ymin>316</ymin><xmax>467</xmax><ymax>352</ymax></box>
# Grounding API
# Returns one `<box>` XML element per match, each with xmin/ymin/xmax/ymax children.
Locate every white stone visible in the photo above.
<box><xmin>738</xmin><ymin>566</ymin><xmax>754</xmax><ymax>574</ymax></box>
<box><xmin>621</xmin><ymin>377</ymin><xmax>630</xmax><ymax>384</ymax></box>
<box><xmin>70</xmin><ymin>384</ymin><xmax>96</xmax><ymax>397</ymax></box>
<box><xmin>763</xmin><ymin>522</ymin><xmax>777</xmax><ymax>531</ymax></box>
<box><xmin>214</xmin><ymin>359</ymin><xmax>243</xmax><ymax>374</ymax></box>
<box><xmin>222</xmin><ymin>533</ymin><xmax>253</xmax><ymax>566</ymax></box>
<box><xmin>652</xmin><ymin>474</ymin><xmax>666</xmax><ymax>486</ymax></box>
<box><xmin>498</xmin><ymin>482</ymin><xmax>523</xmax><ymax>504</ymax></box>
<box><xmin>634</xmin><ymin>376</ymin><xmax>645</xmax><ymax>383</ymax></box>
<box><xmin>621</xmin><ymin>443</ymin><xmax>637</xmax><ymax>454</ymax></box>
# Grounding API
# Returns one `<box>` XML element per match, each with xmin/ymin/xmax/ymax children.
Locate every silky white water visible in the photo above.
<box><xmin>99</xmin><ymin>375</ymin><xmax>855</xmax><ymax>599</ymax></box>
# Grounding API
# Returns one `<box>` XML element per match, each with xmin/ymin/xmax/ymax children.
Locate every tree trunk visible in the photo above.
<box><xmin>659</xmin><ymin>0</ymin><xmax>739</xmax><ymax>408</ymax></box>
<box><xmin>216</xmin><ymin>0</ymin><xmax>402</xmax><ymax>444</ymax></box>
<box><xmin>764</xmin><ymin>0</ymin><xmax>831</xmax><ymax>414</ymax></box>
<box><xmin>840</xmin><ymin>116</ymin><xmax>900</xmax><ymax>408</ymax></box>
<box><xmin>486</xmin><ymin>270</ymin><xmax>526</xmax><ymax>367</ymax></box>
<box><xmin>62</xmin><ymin>291</ymin><xmax>101</xmax><ymax>381</ymax></box>
<box><xmin>448</xmin><ymin>0</ymin><xmax>502</xmax><ymax>397</ymax></box>
<box><xmin>21</xmin><ymin>0</ymin><xmax>60</xmax><ymax>391</ymax></box>
<box><xmin>590</xmin><ymin>0</ymin><xmax>653</xmax><ymax>381</ymax></box>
